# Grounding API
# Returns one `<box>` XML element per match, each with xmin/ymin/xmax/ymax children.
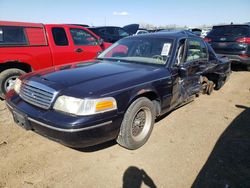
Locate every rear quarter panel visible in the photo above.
<box><xmin>0</xmin><ymin>46</ymin><xmax>53</xmax><ymax>71</ymax></box>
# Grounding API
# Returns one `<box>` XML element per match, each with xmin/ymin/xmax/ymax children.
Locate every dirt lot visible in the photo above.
<box><xmin>0</xmin><ymin>71</ymin><xmax>249</xmax><ymax>188</ymax></box>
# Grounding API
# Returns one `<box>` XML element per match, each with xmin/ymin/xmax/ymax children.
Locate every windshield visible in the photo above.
<box><xmin>98</xmin><ymin>37</ymin><xmax>173</xmax><ymax>65</ymax></box>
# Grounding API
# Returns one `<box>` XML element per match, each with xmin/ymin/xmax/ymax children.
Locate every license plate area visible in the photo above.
<box><xmin>13</xmin><ymin>110</ymin><xmax>31</xmax><ymax>130</ymax></box>
<box><xmin>218</xmin><ymin>42</ymin><xmax>227</xmax><ymax>47</ymax></box>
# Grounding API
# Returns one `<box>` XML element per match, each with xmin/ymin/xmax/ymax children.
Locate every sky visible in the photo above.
<box><xmin>0</xmin><ymin>0</ymin><xmax>249</xmax><ymax>27</ymax></box>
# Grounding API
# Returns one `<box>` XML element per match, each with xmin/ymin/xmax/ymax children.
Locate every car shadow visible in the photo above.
<box><xmin>231</xmin><ymin>63</ymin><xmax>249</xmax><ymax>72</ymax></box>
<box><xmin>123</xmin><ymin>166</ymin><xmax>157</xmax><ymax>188</ymax></box>
<box><xmin>73</xmin><ymin>140</ymin><xmax>117</xmax><ymax>152</ymax></box>
<box><xmin>155</xmin><ymin>99</ymin><xmax>195</xmax><ymax>123</ymax></box>
<box><xmin>192</xmin><ymin>104</ymin><xmax>250</xmax><ymax>188</ymax></box>
<box><xmin>155</xmin><ymin>111</ymin><xmax>172</xmax><ymax>123</ymax></box>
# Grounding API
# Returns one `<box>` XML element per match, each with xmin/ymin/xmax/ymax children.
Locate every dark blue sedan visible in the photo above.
<box><xmin>6</xmin><ymin>31</ymin><xmax>231</xmax><ymax>150</ymax></box>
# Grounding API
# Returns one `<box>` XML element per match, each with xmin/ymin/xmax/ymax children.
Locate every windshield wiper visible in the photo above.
<box><xmin>96</xmin><ymin>57</ymin><xmax>124</xmax><ymax>62</ymax></box>
<box><xmin>96</xmin><ymin>57</ymin><xmax>104</xmax><ymax>60</ymax></box>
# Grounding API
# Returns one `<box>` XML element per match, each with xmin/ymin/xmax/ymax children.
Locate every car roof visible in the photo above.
<box><xmin>125</xmin><ymin>30</ymin><xmax>199</xmax><ymax>40</ymax></box>
<box><xmin>213</xmin><ymin>24</ymin><xmax>250</xmax><ymax>28</ymax></box>
<box><xmin>67</xmin><ymin>24</ymin><xmax>89</xmax><ymax>27</ymax></box>
<box><xmin>0</xmin><ymin>21</ymin><xmax>43</xmax><ymax>27</ymax></box>
<box><xmin>88</xmin><ymin>26</ymin><xmax>120</xmax><ymax>29</ymax></box>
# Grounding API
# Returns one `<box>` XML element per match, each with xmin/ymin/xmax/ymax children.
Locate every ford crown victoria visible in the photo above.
<box><xmin>6</xmin><ymin>31</ymin><xmax>230</xmax><ymax>150</ymax></box>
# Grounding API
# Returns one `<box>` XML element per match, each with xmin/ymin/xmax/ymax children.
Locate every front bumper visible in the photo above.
<box><xmin>6</xmin><ymin>92</ymin><xmax>123</xmax><ymax>148</ymax></box>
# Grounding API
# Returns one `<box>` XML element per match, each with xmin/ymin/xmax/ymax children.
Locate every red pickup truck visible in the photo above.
<box><xmin>0</xmin><ymin>21</ymin><xmax>111</xmax><ymax>99</ymax></box>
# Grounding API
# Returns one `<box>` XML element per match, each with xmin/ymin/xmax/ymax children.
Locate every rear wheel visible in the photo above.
<box><xmin>214</xmin><ymin>79</ymin><xmax>225</xmax><ymax>90</ymax></box>
<box><xmin>247</xmin><ymin>66</ymin><xmax>250</xmax><ymax>71</ymax></box>
<box><xmin>206</xmin><ymin>81</ymin><xmax>214</xmax><ymax>95</ymax></box>
<box><xmin>0</xmin><ymin>68</ymin><xmax>25</xmax><ymax>99</ymax></box>
<box><xmin>116</xmin><ymin>97</ymin><xmax>155</xmax><ymax>150</ymax></box>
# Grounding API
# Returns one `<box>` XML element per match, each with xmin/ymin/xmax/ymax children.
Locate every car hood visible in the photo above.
<box><xmin>25</xmin><ymin>60</ymin><xmax>169</xmax><ymax>97</ymax></box>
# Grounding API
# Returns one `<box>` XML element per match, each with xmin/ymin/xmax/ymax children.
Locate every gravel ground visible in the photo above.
<box><xmin>0</xmin><ymin>71</ymin><xmax>249</xmax><ymax>188</ymax></box>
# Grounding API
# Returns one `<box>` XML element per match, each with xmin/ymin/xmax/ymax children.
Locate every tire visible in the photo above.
<box><xmin>116</xmin><ymin>97</ymin><xmax>155</xmax><ymax>150</ymax></box>
<box><xmin>247</xmin><ymin>66</ymin><xmax>250</xmax><ymax>71</ymax></box>
<box><xmin>214</xmin><ymin>79</ymin><xmax>224</xmax><ymax>90</ymax></box>
<box><xmin>0</xmin><ymin>68</ymin><xmax>26</xmax><ymax>99</ymax></box>
<box><xmin>205</xmin><ymin>81</ymin><xmax>214</xmax><ymax>95</ymax></box>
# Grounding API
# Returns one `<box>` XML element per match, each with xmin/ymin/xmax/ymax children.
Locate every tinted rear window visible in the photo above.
<box><xmin>105</xmin><ymin>27</ymin><xmax>115</xmax><ymax>35</ymax></box>
<box><xmin>0</xmin><ymin>26</ymin><xmax>27</xmax><ymax>46</ymax></box>
<box><xmin>209</xmin><ymin>25</ymin><xmax>250</xmax><ymax>36</ymax></box>
<box><xmin>89</xmin><ymin>28</ymin><xmax>103</xmax><ymax>36</ymax></box>
<box><xmin>52</xmin><ymin>27</ymin><xmax>68</xmax><ymax>46</ymax></box>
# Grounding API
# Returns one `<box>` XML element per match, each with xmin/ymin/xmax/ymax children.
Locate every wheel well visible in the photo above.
<box><xmin>0</xmin><ymin>62</ymin><xmax>32</xmax><ymax>73</ymax></box>
<box><xmin>203</xmin><ymin>73</ymin><xmax>219</xmax><ymax>84</ymax></box>
<box><xmin>129</xmin><ymin>91</ymin><xmax>161</xmax><ymax>116</ymax></box>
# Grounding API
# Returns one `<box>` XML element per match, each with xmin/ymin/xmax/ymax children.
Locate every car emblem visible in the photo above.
<box><xmin>220</xmin><ymin>38</ymin><xmax>226</xmax><ymax>41</ymax></box>
<box><xmin>31</xmin><ymin>92</ymin><xmax>36</xmax><ymax>99</ymax></box>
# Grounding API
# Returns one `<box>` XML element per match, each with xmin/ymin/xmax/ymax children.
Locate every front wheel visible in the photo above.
<box><xmin>116</xmin><ymin>97</ymin><xmax>155</xmax><ymax>150</ymax></box>
<box><xmin>0</xmin><ymin>68</ymin><xmax>26</xmax><ymax>99</ymax></box>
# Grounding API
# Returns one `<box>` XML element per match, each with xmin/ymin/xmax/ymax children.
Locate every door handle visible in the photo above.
<box><xmin>75</xmin><ymin>48</ymin><xmax>83</xmax><ymax>53</ymax></box>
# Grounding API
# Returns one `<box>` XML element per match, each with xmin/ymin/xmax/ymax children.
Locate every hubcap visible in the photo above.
<box><xmin>4</xmin><ymin>76</ymin><xmax>18</xmax><ymax>92</ymax></box>
<box><xmin>131</xmin><ymin>107</ymin><xmax>152</xmax><ymax>142</ymax></box>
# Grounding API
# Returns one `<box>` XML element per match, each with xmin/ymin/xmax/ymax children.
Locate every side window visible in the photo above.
<box><xmin>98</xmin><ymin>28</ymin><xmax>106</xmax><ymax>34</ymax></box>
<box><xmin>200</xmin><ymin>40</ymin><xmax>208</xmax><ymax>59</ymax></box>
<box><xmin>52</xmin><ymin>27</ymin><xmax>68</xmax><ymax>46</ymax></box>
<box><xmin>185</xmin><ymin>38</ymin><xmax>207</xmax><ymax>62</ymax></box>
<box><xmin>70</xmin><ymin>28</ymin><xmax>98</xmax><ymax>46</ymax></box>
<box><xmin>0</xmin><ymin>26</ymin><xmax>27</xmax><ymax>45</ymax></box>
<box><xmin>106</xmin><ymin>27</ymin><xmax>115</xmax><ymax>35</ymax></box>
<box><xmin>117</xmin><ymin>28</ymin><xmax>129</xmax><ymax>37</ymax></box>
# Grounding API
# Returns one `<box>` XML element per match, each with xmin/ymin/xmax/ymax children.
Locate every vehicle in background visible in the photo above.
<box><xmin>157</xmin><ymin>29</ymin><xmax>183</xmax><ymax>33</ymax></box>
<box><xmin>134</xmin><ymin>29</ymin><xmax>149</xmax><ymax>35</ymax></box>
<box><xmin>189</xmin><ymin>28</ymin><xmax>202</xmax><ymax>36</ymax></box>
<box><xmin>88</xmin><ymin>24</ymin><xmax>139</xmax><ymax>43</ymax></box>
<box><xmin>0</xmin><ymin>21</ymin><xmax>111</xmax><ymax>99</ymax></box>
<box><xmin>205</xmin><ymin>24</ymin><xmax>250</xmax><ymax>70</ymax></box>
<box><xmin>148</xmin><ymin>29</ymin><xmax>165</xmax><ymax>33</ymax></box>
<box><xmin>6</xmin><ymin>31</ymin><xmax>230</xmax><ymax>150</ymax></box>
<box><xmin>201</xmin><ymin>29</ymin><xmax>211</xmax><ymax>38</ymax></box>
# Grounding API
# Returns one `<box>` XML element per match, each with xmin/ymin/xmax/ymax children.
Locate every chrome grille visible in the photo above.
<box><xmin>20</xmin><ymin>81</ymin><xmax>56</xmax><ymax>109</ymax></box>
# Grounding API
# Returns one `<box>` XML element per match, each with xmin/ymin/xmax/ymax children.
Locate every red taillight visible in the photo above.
<box><xmin>204</xmin><ymin>37</ymin><xmax>212</xmax><ymax>42</ymax></box>
<box><xmin>239</xmin><ymin>54</ymin><xmax>249</xmax><ymax>58</ymax></box>
<box><xmin>236</xmin><ymin>37</ymin><xmax>250</xmax><ymax>44</ymax></box>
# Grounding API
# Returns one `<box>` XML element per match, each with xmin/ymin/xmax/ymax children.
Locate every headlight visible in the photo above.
<box><xmin>53</xmin><ymin>95</ymin><xmax>117</xmax><ymax>116</ymax></box>
<box><xmin>13</xmin><ymin>78</ymin><xmax>22</xmax><ymax>94</ymax></box>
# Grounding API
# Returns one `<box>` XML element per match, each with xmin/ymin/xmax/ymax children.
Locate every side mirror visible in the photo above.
<box><xmin>178</xmin><ymin>67</ymin><xmax>188</xmax><ymax>78</ymax></box>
